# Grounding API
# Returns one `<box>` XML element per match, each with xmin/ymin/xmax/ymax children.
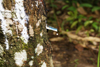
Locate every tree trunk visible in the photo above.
<box><xmin>0</xmin><ymin>0</ymin><xmax>53</xmax><ymax>67</ymax></box>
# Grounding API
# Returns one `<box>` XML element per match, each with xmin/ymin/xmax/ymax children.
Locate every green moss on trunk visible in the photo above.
<box><xmin>0</xmin><ymin>0</ymin><xmax>53</xmax><ymax>67</ymax></box>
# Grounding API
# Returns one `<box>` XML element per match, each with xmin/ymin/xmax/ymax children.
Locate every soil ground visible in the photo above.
<box><xmin>48</xmin><ymin>32</ymin><xmax>98</xmax><ymax>67</ymax></box>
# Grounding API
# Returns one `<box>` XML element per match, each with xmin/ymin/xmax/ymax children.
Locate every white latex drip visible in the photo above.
<box><xmin>14</xmin><ymin>0</ymin><xmax>29</xmax><ymax>44</ymax></box>
<box><xmin>0</xmin><ymin>0</ymin><xmax>9</xmax><ymax>50</ymax></box>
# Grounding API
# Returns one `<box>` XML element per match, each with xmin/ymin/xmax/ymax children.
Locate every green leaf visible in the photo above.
<box><xmin>67</xmin><ymin>11</ymin><xmax>73</xmax><ymax>16</ymax></box>
<box><xmin>67</xmin><ymin>6</ymin><xmax>76</xmax><ymax>11</ymax></box>
<box><xmin>76</xmin><ymin>26</ymin><xmax>82</xmax><ymax>34</ymax></box>
<box><xmin>84</xmin><ymin>21</ymin><xmax>93</xmax><ymax>27</ymax></box>
<box><xmin>70</xmin><ymin>20</ymin><xmax>74</xmax><ymax>24</ymax></box>
<box><xmin>50</xmin><ymin>4</ymin><xmax>57</xmax><ymax>8</ymax></box>
<box><xmin>92</xmin><ymin>6</ymin><xmax>100</xmax><ymax>12</ymax></box>
<box><xmin>73</xmin><ymin>10</ymin><xmax>78</xmax><ymax>19</ymax></box>
<box><xmin>62</xmin><ymin>5</ymin><xmax>68</xmax><ymax>10</ymax></box>
<box><xmin>65</xmin><ymin>0</ymin><xmax>69</xmax><ymax>3</ymax></box>
<box><xmin>78</xmin><ymin>15</ymin><xmax>86</xmax><ymax>19</ymax></box>
<box><xmin>67</xmin><ymin>17</ymin><xmax>74</xmax><ymax>21</ymax></box>
<box><xmin>71</xmin><ymin>21</ymin><xmax>78</xmax><ymax>28</ymax></box>
<box><xmin>90</xmin><ymin>29</ymin><xmax>94</xmax><ymax>32</ymax></box>
<box><xmin>78</xmin><ymin>15</ymin><xmax>86</xmax><ymax>22</ymax></box>
<box><xmin>88</xmin><ymin>16</ymin><xmax>93</xmax><ymax>20</ymax></box>
<box><xmin>85</xmin><ymin>31</ymin><xmax>89</xmax><ymax>37</ymax></box>
<box><xmin>97</xmin><ymin>44</ymin><xmax>100</xmax><ymax>67</ymax></box>
<box><xmin>51</xmin><ymin>0</ymin><xmax>54</xmax><ymax>3</ymax></box>
<box><xmin>66</xmin><ymin>29</ymin><xmax>69</xmax><ymax>32</ymax></box>
<box><xmin>92</xmin><ymin>22</ymin><xmax>98</xmax><ymax>30</ymax></box>
<box><xmin>56</xmin><ymin>11</ymin><xmax>61</xmax><ymax>15</ymax></box>
<box><xmin>80</xmin><ymin>3</ymin><xmax>92</xmax><ymax>7</ymax></box>
<box><xmin>67</xmin><ymin>11</ymin><xmax>75</xmax><ymax>20</ymax></box>
<box><xmin>67</xmin><ymin>10</ymin><xmax>78</xmax><ymax>19</ymax></box>
<box><xmin>61</xmin><ymin>21</ymin><xmax>65</xmax><ymax>30</ymax></box>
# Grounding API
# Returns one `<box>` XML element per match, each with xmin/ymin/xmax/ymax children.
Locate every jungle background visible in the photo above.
<box><xmin>46</xmin><ymin>0</ymin><xmax>100</xmax><ymax>67</ymax></box>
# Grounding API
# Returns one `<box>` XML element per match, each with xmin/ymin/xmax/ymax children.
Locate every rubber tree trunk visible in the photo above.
<box><xmin>0</xmin><ymin>0</ymin><xmax>54</xmax><ymax>67</ymax></box>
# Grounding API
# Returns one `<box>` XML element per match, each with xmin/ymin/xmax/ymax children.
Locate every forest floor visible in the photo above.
<box><xmin>48</xmin><ymin>32</ymin><xmax>98</xmax><ymax>67</ymax></box>
<box><xmin>46</xmin><ymin>0</ymin><xmax>99</xmax><ymax>67</ymax></box>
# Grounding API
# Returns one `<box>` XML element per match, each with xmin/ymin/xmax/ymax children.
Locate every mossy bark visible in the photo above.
<box><xmin>0</xmin><ymin>0</ymin><xmax>53</xmax><ymax>67</ymax></box>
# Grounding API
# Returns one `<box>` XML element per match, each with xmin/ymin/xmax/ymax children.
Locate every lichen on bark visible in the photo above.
<box><xmin>0</xmin><ymin>0</ymin><xmax>53</xmax><ymax>67</ymax></box>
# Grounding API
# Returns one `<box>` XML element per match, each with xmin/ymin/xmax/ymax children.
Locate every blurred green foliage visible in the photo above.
<box><xmin>47</xmin><ymin>0</ymin><xmax>100</xmax><ymax>66</ymax></box>
<box><xmin>48</xmin><ymin>0</ymin><xmax>100</xmax><ymax>34</ymax></box>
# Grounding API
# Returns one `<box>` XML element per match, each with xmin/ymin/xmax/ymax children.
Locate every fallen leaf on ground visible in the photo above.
<box><xmin>75</xmin><ymin>44</ymin><xmax>84</xmax><ymax>51</ymax></box>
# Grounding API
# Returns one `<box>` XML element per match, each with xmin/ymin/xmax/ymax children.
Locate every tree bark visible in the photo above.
<box><xmin>0</xmin><ymin>0</ymin><xmax>53</xmax><ymax>67</ymax></box>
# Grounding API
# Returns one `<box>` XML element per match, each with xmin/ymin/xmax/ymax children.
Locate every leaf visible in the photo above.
<box><xmin>78</xmin><ymin>15</ymin><xmax>86</xmax><ymax>22</ymax></box>
<box><xmin>92</xmin><ymin>22</ymin><xmax>98</xmax><ymax>30</ymax></box>
<box><xmin>73</xmin><ymin>10</ymin><xmax>78</xmax><ymax>19</ymax></box>
<box><xmin>90</xmin><ymin>29</ymin><xmax>94</xmax><ymax>32</ymax></box>
<box><xmin>67</xmin><ymin>6</ymin><xmax>76</xmax><ymax>11</ymax></box>
<box><xmin>70</xmin><ymin>20</ymin><xmax>74</xmax><ymax>24</ymax></box>
<box><xmin>65</xmin><ymin>0</ymin><xmax>69</xmax><ymax>3</ymax></box>
<box><xmin>67</xmin><ymin>11</ymin><xmax>74</xmax><ymax>21</ymax></box>
<box><xmin>62</xmin><ymin>5</ymin><xmax>68</xmax><ymax>10</ymax></box>
<box><xmin>80</xmin><ymin>3</ymin><xmax>92</xmax><ymax>7</ymax></box>
<box><xmin>71</xmin><ymin>21</ymin><xmax>78</xmax><ymax>28</ymax></box>
<box><xmin>97</xmin><ymin>44</ymin><xmax>100</xmax><ymax>67</ymax></box>
<box><xmin>50</xmin><ymin>4</ymin><xmax>57</xmax><ymax>8</ymax></box>
<box><xmin>78</xmin><ymin>15</ymin><xmax>86</xmax><ymax>19</ymax></box>
<box><xmin>51</xmin><ymin>0</ymin><xmax>54</xmax><ymax>3</ymax></box>
<box><xmin>67</xmin><ymin>11</ymin><xmax>77</xmax><ymax>20</ymax></box>
<box><xmin>61</xmin><ymin>21</ymin><xmax>65</xmax><ymax>30</ymax></box>
<box><xmin>92</xmin><ymin>6</ymin><xmax>100</xmax><ymax>12</ymax></box>
<box><xmin>56</xmin><ymin>11</ymin><xmax>61</xmax><ymax>15</ymax></box>
<box><xmin>84</xmin><ymin>21</ymin><xmax>93</xmax><ymax>27</ymax></box>
<box><xmin>76</xmin><ymin>26</ymin><xmax>82</xmax><ymax>34</ymax></box>
<box><xmin>67</xmin><ymin>11</ymin><xmax>73</xmax><ymax>16</ymax></box>
<box><xmin>66</xmin><ymin>29</ymin><xmax>69</xmax><ymax>32</ymax></box>
<box><xmin>88</xmin><ymin>16</ymin><xmax>93</xmax><ymax>20</ymax></box>
<box><xmin>67</xmin><ymin>17</ymin><xmax>74</xmax><ymax>21</ymax></box>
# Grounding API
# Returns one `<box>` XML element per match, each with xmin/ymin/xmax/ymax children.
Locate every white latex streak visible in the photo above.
<box><xmin>15</xmin><ymin>0</ymin><xmax>29</xmax><ymax>44</ymax></box>
<box><xmin>0</xmin><ymin>0</ymin><xmax>9</xmax><ymax>50</ymax></box>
